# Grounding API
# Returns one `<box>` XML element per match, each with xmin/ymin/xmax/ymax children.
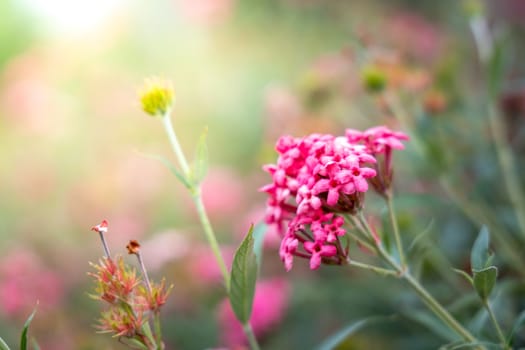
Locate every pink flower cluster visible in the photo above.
<box><xmin>218</xmin><ymin>278</ymin><xmax>290</xmax><ymax>348</ymax></box>
<box><xmin>261</xmin><ymin>126</ymin><xmax>408</xmax><ymax>271</ymax></box>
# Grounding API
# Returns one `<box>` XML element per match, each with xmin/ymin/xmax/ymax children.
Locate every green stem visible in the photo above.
<box><xmin>386</xmin><ymin>191</ymin><xmax>406</xmax><ymax>268</ymax></box>
<box><xmin>347</xmin><ymin>258</ymin><xmax>398</xmax><ymax>277</ymax></box>
<box><xmin>192</xmin><ymin>187</ymin><xmax>230</xmax><ymax>289</ymax></box>
<box><xmin>468</xmin><ymin>15</ymin><xmax>525</xmax><ymax>241</ymax></box>
<box><xmin>160</xmin><ymin>112</ymin><xmax>230</xmax><ymax>289</ymax></box>
<box><xmin>487</xmin><ymin>104</ymin><xmax>525</xmax><ymax>241</ymax></box>
<box><xmin>357</xmin><ymin>212</ymin><xmax>481</xmax><ymax>347</ymax></box>
<box><xmin>243</xmin><ymin>323</ymin><xmax>261</xmax><ymax>350</ymax></box>
<box><xmin>154</xmin><ymin>310</ymin><xmax>163</xmax><ymax>350</ymax></box>
<box><xmin>161</xmin><ymin>114</ymin><xmax>191</xmax><ymax>177</ymax></box>
<box><xmin>483</xmin><ymin>300</ymin><xmax>508</xmax><ymax>349</ymax></box>
<box><xmin>439</xmin><ymin>177</ymin><xmax>525</xmax><ymax>277</ymax></box>
<box><xmin>160</xmin><ymin>112</ymin><xmax>260</xmax><ymax>349</ymax></box>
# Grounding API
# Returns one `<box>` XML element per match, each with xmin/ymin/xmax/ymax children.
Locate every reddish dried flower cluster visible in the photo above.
<box><xmin>90</xmin><ymin>256</ymin><xmax>172</xmax><ymax>339</ymax></box>
<box><xmin>89</xmin><ymin>221</ymin><xmax>172</xmax><ymax>345</ymax></box>
<box><xmin>261</xmin><ymin>126</ymin><xmax>408</xmax><ymax>271</ymax></box>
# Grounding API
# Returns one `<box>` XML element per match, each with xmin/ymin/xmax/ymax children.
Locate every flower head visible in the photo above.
<box><xmin>91</xmin><ymin>220</ymin><xmax>108</xmax><ymax>234</ymax></box>
<box><xmin>361</xmin><ymin>65</ymin><xmax>387</xmax><ymax>93</ymax></box>
<box><xmin>139</xmin><ymin>78</ymin><xmax>174</xmax><ymax>116</ymax></box>
<box><xmin>126</xmin><ymin>240</ymin><xmax>141</xmax><ymax>255</ymax></box>
<box><xmin>261</xmin><ymin>132</ymin><xmax>377</xmax><ymax>270</ymax></box>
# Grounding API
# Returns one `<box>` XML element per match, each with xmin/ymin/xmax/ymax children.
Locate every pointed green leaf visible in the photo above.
<box><xmin>473</xmin><ymin>266</ymin><xmax>498</xmax><ymax>300</ymax></box>
<box><xmin>470</xmin><ymin>226</ymin><xmax>491</xmax><ymax>271</ymax></box>
<box><xmin>139</xmin><ymin>152</ymin><xmax>192</xmax><ymax>189</ymax></box>
<box><xmin>0</xmin><ymin>336</ymin><xmax>10</xmax><ymax>350</ymax></box>
<box><xmin>439</xmin><ymin>340</ymin><xmax>501</xmax><ymax>349</ymax></box>
<box><xmin>507</xmin><ymin>309</ymin><xmax>525</xmax><ymax>346</ymax></box>
<box><xmin>452</xmin><ymin>268</ymin><xmax>474</xmax><ymax>286</ymax></box>
<box><xmin>229</xmin><ymin>224</ymin><xmax>258</xmax><ymax>324</ymax></box>
<box><xmin>20</xmin><ymin>306</ymin><xmax>37</xmax><ymax>350</ymax></box>
<box><xmin>31</xmin><ymin>339</ymin><xmax>40</xmax><ymax>350</ymax></box>
<box><xmin>316</xmin><ymin>316</ymin><xmax>395</xmax><ymax>350</ymax></box>
<box><xmin>124</xmin><ymin>339</ymin><xmax>149</xmax><ymax>350</ymax></box>
<box><xmin>191</xmin><ymin>126</ymin><xmax>208</xmax><ymax>185</ymax></box>
<box><xmin>403</xmin><ymin>310</ymin><xmax>458</xmax><ymax>342</ymax></box>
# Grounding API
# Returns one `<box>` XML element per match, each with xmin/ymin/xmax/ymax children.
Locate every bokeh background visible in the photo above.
<box><xmin>1</xmin><ymin>0</ymin><xmax>525</xmax><ymax>349</ymax></box>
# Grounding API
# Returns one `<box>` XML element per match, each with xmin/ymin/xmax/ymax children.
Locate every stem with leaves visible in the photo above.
<box><xmin>159</xmin><ymin>112</ymin><xmax>260</xmax><ymax>349</ymax></box>
<box><xmin>352</xmin><ymin>211</ymin><xmax>481</xmax><ymax>347</ymax></box>
<box><xmin>469</xmin><ymin>14</ymin><xmax>525</xmax><ymax>241</ymax></box>
<box><xmin>160</xmin><ymin>113</ymin><xmax>230</xmax><ymax>288</ymax></box>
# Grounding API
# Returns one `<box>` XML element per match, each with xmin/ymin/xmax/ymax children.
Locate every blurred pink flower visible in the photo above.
<box><xmin>0</xmin><ymin>249</ymin><xmax>64</xmax><ymax>317</ymax></box>
<box><xmin>217</xmin><ymin>278</ymin><xmax>290</xmax><ymax>347</ymax></box>
<box><xmin>0</xmin><ymin>52</ymin><xmax>66</xmax><ymax>135</ymax></box>
<box><xmin>264</xmin><ymin>85</ymin><xmax>302</xmax><ymax>137</ymax></box>
<box><xmin>176</xmin><ymin>0</ymin><xmax>235</xmax><ymax>26</ymax></box>
<box><xmin>237</xmin><ymin>208</ymin><xmax>284</xmax><ymax>249</ymax></box>
<box><xmin>383</xmin><ymin>12</ymin><xmax>445</xmax><ymax>62</ymax></box>
<box><xmin>201</xmin><ymin>168</ymin><xmax>244</xmax><ymax>220</ymax></box>
<box><xmin>189</xmin><ymin>245</ymin><xmax>235</xmax><ymax>285</ymax></box>
<box><xmin>140</xmin><ymin>230</ymin><xmax>190</xmax><ymax>271</ymax></box>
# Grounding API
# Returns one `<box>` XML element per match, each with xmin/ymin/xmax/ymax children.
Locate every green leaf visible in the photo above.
<box><xmin>191</xmin><ymin>126</ymin><xmax>208</xmax><ymax>185</ymax></box>
<box><xmin>229</xmin><ymin>224</ymin><xmax>258</xmax><ymax>324</ymax></box>
<box><xmin>473</xmin><ymin>266</ymin><xmax>498</xmax><ymax>300</ymax></box>
<box><xmin>507</xmin><ymin>309</ymin><xmax>525</xmax><ymax>346</ymax></box>
<box><xmin>470</xmin><ymin>226</ymin><xmax>491</xmax><ymax>272</ymax></box>
<box><xmin>124</xmin><ymin>339</ymin><xmax>149</xmax><ymax>350</ymax></box>
<box><xmin>453</xmin><ymin>268</ymin><xmax>474</xmax><ymax>285</ymax></box>
<box><xmin>31</xmin><ymin>339</ymin><xmax>40</xmax><ymax>350</ymax></box>
<box><xmin>439</xmin><ymin>340</ymin><xmax>501</xmax><ymax>349</ymax></box>
<box><xmin>20</xmin><ymin>306</ymin><xmax>37</xmax><ymax>350</ymax></box>
<box><xmin>0</xmin><ymin>336</ymin><xmax>10</xmax><ymax>350</ymax></box>
<box><xmin>315</xmin><ymin>316</ymin><xmax>395</xmax><ymax>350</ymax></box>
<box><xmin>403</xmin><ymin>310</ymin><xmax>458</xmax><ymax>342</ymax></box>
<box><xmin>487</xmin><ymin>36</ymin><xmax>505</xmax><ymax>98</ymax></box>
<box><xmin>139</xmin><ymin>152</ymin><xmax>192</xmax><ymax>189</ymax></box>
<box><xmin>140</xmin><ymin>322</ymin><xmax>156</xmax><ymax>349</ymax></box>
<box><xmin>252</xmin><ymin>222</ymin><xmax>268</xmax><ymax>268</ymax></box>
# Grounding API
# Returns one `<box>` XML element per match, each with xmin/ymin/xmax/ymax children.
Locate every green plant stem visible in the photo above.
<box><xmin>469</xmin><ymin>15</ymin><xmax>525</xmax><ymax>241</ymax></box>
<box><xmin>487</xmin><ymin>104</ymin><xmax>525</xmax><ymax>241</ymax></box>
<box><xmin>357</xmin><ymin>212</ymin><xmax>481</xmax><ymax>347</ymax></box>
<box><xmin>160</xmin><ymin>112</ymin><xmax>260</xmax><ymax>349</ymax></box>
<box><xmin>161</xmin><ymin>114</ymin><xmax>191</xmax><ymax>176</ymax></box>
<box><xmin>347</xmin><ymin>258</ymin><xmax>398</xmax><ymax>276</ymax></box>
<box><xmin>483</xmin><ymin>300</ymin><xmax>508</xmax><ymax>349</ymax></box>
<box><xmin>243</xmin><ymin>323</ymin><xmax>261</xmax><ymax>350</ymax></box>
<box><xmin>192</xmin><ymin>187</ymin><xmax>230</xmax><ymax>289</ymax></box>
<box><xmin>154</xmin><ymin>311</ymin><xmax>163</xmax><ymax>350</ymax></box>
<box><xmin>385</xmin><ymin>191</ymin><xmax>406</xmax><ymax>268</ymax></box>
<box><xmin>439</xmin><ymin>177</ymin><xmax>525</xmax><ymax>277</ymax></box>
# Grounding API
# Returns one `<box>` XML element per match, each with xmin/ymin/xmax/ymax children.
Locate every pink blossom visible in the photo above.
<box><xmin>201</xmin><ymin>168</ymin><xmax>244</xmax><ymax>220</ymax></box>
<box><xmin>261</xmin><ymin>132</ymin><xmax>377</xmax><ymax>271</ymax></box>
<box><xmin>0</xmin><ymin>249</ymin><xmax>64</xmax><ymax>317</ymax></box>
<box><xmin>218</xmin><ymin>278</ymin><xmax>290</xmax><ymax>347</ymax></box>
<box><xmin>189</xmin><ymin>245</ymin><xmax>235</xmax><ymax>284</ymax></box>
<box><xmin>349</xmin><ymin>126</ymin><xmax>409</xmax><ymax>196</ymax></box>
<box><xmin>262</xmin><ymin>127</ymin><xmax>409</xmax><ymax>270</ymax></box>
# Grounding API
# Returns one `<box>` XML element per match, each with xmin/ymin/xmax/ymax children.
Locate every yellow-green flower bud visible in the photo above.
<box><xmin>361</xmin><ymin>65</ymin><xmax>387</xmax><ymax>93</ymax></box>
<box><xmin>139</xmin><ymin>78</ymin><xmax>174</xmax><ymax>116</ymax></box>
<box><xmin>463</xmin><ymin>0</ymin><xmax>484</xmax><ymax>18</ymax></box>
